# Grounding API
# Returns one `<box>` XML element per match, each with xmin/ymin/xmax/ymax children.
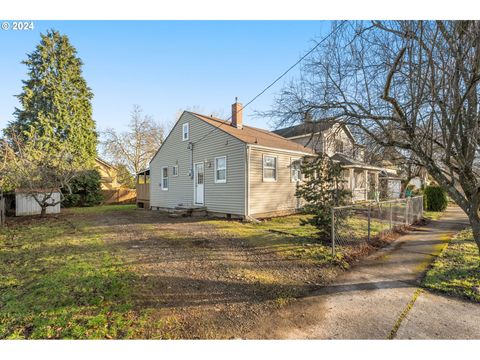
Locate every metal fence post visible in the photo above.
<box><xmin>331</xmin><ymin>207</ymin><xmax>336</xmax><ymax>257</ymax></box>
<box><xmin>420</xmin><ymin>196</ymin><xmax>424</xmax><ymax>219</ymax></box>
<box><xmin>367</xmin><ymin>205</ymin><xmax>371</xmax><ymax>242</ymax></box>
<box><xmin>405</xmin><ymin>197</ymin><xmax>409</xmax><ymax>225</ymax></box>
<box><xmin>389</xmin><ymin>202</ymin><xmax>393</xmax><ymax>230</ymax></box>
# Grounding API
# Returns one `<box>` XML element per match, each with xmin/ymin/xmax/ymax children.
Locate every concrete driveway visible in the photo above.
<box><xmin>249</xmin><ymin>206</ymin><xmax>480</xmax><ymax>339</ymax></box>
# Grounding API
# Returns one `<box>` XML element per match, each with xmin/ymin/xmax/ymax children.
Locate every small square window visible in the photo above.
<box><xmin>182</xmin><ymin>123</ymin><xmax>189</xmax><ymax>141</ymax></box>
<box><xmin>215</xmin><ymin>156</ymin><xmax>227</xmax><ymax>183</ymax></box>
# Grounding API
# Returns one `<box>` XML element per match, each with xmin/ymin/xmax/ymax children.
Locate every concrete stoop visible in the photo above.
<box><xmin>169</xmin><ymin>206</ymin><xmax>208</xmax><ymax>218</ymax></box>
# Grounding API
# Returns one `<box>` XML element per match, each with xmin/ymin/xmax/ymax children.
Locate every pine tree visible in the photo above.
<box><xmin>5</xmin><ymin>29</ymin><xmax>97</xmax><ymax>168</ymax></box>
<box><xmin>295</xmin><ymin>154</ymin><xmax>351</xmax><ymax>241</ymax></box>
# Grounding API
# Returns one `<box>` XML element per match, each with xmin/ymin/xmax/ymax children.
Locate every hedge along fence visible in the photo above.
<box><xmin>101</xmin><ymin>189</ymin><xmax>136</xmax><ymax>205</ymax></box>
<box><xmin>424</xmin><ymin>186</ymin><xmax>448</xmax><ymax>212</ymax></box>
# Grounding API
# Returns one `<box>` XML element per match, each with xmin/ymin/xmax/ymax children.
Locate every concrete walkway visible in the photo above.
<box><xmin>250</xmin><ymin>206</ymin><xmax>480</xmax><ymax>339</ymax></box>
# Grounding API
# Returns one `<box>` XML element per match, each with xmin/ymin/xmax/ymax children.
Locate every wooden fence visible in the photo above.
<box><xmin>0</xmin><ymin>192</ymin><xmax>5</xmax><ymax>226</ymax></box>
<box><xmin>102</xmin><ymin>188</ymin><xmax>137</xmax><ymax>205</ymax></box>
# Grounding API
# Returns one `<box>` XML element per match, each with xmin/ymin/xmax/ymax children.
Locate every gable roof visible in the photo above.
<box><xmin>188</xmin><ymin>112</ymin><xmax>315</xmax><ymax>154</ymax></box>
<box><xmin>273</xmin><ymin>121</ymin><xmax>357</xmax><ymax>144</ymax></box>
<box><xmin>272</xmin><ymin>121</ymin><xmax>335</xmax><ymax>138</ymax></box>
<box><xmin>95</xmin><ymin>157</ymin><xmax>117</xmax><ymax>171</ymax></box>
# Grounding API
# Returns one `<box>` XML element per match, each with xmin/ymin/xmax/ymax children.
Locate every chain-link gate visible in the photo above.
<box><xmin>331</xmin><ymin>196</ymin><xmax>423</xmax><ymax>256</ymax></box>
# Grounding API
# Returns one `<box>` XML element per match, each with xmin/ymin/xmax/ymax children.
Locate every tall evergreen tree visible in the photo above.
<box><xmin>5</xmin><ymin>29</ymin><xmax>97</xmax><ymax>167</ymax></box>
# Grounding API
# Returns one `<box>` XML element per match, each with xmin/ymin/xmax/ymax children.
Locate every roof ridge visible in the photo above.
<box><xmin>188</xmin><ymin>111</ymin><xmax>293</xmax><ymax>139</ymax></box>
<box><xmin>188</xmin><ymin>111</ymin><xmax>315</xmax><ymax>154</ymax></box>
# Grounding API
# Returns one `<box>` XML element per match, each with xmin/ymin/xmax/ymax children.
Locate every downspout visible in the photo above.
<box><xmin>188</xmin><ymin>142</ymin><xmax>194</xmax><ymax>179</ymax></box>
<box><xmin>244</xmin><ymin>144</ymin><xmax>258</xmax><ymax>222</ymax></box>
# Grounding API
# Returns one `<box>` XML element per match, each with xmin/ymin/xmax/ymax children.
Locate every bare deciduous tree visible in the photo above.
<box><xmin>102</xmin><ymin>105</ymin><xmax>166</xmax><ymax>175</ymax></box>
<box><xmin>0</xmin><ymin>132</ymin><xmax>79</xmax><ymax>216</ymax></box>
<box><xmin>266</xmin><ymin>21</ymin><xmax>480</xmax><ymax>253</ymax></box>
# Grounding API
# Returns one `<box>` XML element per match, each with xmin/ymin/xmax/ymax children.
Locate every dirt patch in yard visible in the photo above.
<box><xmin>58</xmin><ymin>208</ymin><xmax>343</xmax><ymax>338</ymax></box>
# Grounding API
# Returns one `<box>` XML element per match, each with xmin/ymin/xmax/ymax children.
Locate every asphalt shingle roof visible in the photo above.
<box><xmin>189</xmin><ymin>112</ymin><xmax>315</xmax><ymax>154</ymax></box>
<box><xmin>272</xmin><ymin>121</ymin><xmax>335</xmax><ymax>138</ymax></box>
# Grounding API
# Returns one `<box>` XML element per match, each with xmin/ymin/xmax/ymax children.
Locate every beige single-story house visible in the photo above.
<box><xmin>149</xmin><ymin>101</ymin><xmax>391</xmax><ymax>219</ymax></box>
<box><xmin>149</xmin><ymin>101</ymin><xmax>315</xmax><ymax>219</ymax></box>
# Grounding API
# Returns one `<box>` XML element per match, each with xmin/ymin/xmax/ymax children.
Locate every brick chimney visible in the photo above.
<box><xmin>231</xmin><ymin>99</ymin><xmax>243</xmax><ymax>129</ymax></box>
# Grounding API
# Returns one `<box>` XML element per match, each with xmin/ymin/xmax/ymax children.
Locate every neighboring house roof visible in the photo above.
<box><xmin>95</xmin><ymin>157</ymin><xmax>117</xmax><ymax>171</ymax></box>
<box><xmin>272</xmin><ymin>121</ymin><xmax>335</xmax><ymax>138</ymax></box>
<box><xmin>273</xmin><ymin>121</ymin><xmax>357</xmax><ymax>144</ymax></box>
<box><xmin>189</xmin><ymin>112</ymin><xmax>315</xmax><ymax>154</ymax></box>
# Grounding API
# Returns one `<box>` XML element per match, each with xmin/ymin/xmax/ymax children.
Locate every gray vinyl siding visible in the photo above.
<box><xmin>150</xmin><ymin>112</ymin><xmax>246</xmax><ymax>215</ymax></box>
<box><xmin>248</xmin><ymin>147</ymin><xmax>303</xmax><ymax>216</ymax></box>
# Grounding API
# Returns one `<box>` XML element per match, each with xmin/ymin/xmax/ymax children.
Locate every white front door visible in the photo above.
<box><xmin>194</xmin><ymin>162</ymin><xmax>204</xmax><ymax>205</ymax></box>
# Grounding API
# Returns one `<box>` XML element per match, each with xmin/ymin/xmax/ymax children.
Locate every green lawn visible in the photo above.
<box><xmin>0</xmin><ymin>207</ymin><xmax>177</xmax><ymax>339</ymax></box>
<box><xmin>423</xmin><ymin>229</ymin><xmax>480</xmax><ymax>302</ymax></box>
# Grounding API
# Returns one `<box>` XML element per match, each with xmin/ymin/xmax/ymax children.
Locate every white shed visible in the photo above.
<box><xmin>15</xmin><ymin>189</ymin><xmax>61</xmax><ymax>216</ymax></box>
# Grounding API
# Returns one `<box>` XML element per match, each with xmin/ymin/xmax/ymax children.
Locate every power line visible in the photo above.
<box><xmin>192</xmin><ymin>20</ymin><xmax>348</xmax><ymax>146</ymax></box>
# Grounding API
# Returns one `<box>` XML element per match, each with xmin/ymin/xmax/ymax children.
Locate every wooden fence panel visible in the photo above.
<box><xmin>102</xmin><ymin>189</ymin><xmax>137</xmax><ymax>205</ymax></box>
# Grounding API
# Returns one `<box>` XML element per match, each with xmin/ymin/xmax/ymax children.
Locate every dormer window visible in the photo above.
<box><xmin>182</xmin><ymin>123</ymin><xmax>189</xmax><ymax>141</ymax></box>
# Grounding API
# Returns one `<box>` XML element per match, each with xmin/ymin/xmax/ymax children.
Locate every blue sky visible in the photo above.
<box><xmin>0</xmin><ymin>21</ymin><xmax>329</xmax><ymax>133</ymax></box>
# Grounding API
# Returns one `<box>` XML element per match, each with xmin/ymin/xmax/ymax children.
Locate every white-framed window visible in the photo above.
<box><xmin>263</xmin><ymin>155</ymin><xmax>277</xmax><ymax>182</ymax></box>
<box><xmin>291</xmin><ymin>158</ymin><xmax>301</xmax><ymax>182</ymax></box>
<box><xmin>172</xmin><ymin>165</ymin><xmax>178</xmax><ymax>177</ymax></box>
<box><xmin>182</xmin><ymin>123</ymin><xmax>189</xmax><ymax>141</ymax></box>
<box><xmin>161</xmin><ymin>166</ymin><xmax>169</xmax><ymax>190</ymax></box>
<box><xmin>214</xmin><ymin>156</ymin><xmax>227</xmax><ymax>183</ymax></box>
<box><xmin>335</xmin><ymin>139</ymin><xmax>344</xmax><ymax>153</ymax></box>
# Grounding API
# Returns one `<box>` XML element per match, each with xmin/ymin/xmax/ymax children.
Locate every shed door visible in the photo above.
<box><xmin>194</xmin><ymin>162</ymin><xmax>204</xmax><ymax>205</ymax></box>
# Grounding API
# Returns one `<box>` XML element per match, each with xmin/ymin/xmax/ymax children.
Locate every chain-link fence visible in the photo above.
<box><xmin>331</xmin><ymin>196</ymin><xmax>423</xmax><ymax>256</ymax></box>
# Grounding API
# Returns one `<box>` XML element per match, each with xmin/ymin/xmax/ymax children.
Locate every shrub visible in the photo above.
<box><xmin>62</xmin><ymin>170</ymin><xmax>104</xmax><ymax>207</ymax></box>
<box><xmin>424</xmin><ymin>185</ymin><xmax>448</xmax><ymax>211</ymax></box>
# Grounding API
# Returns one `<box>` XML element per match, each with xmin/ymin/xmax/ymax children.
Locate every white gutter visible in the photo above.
<box><xmin>246</xmin><ymin>143</ymin><xmax>314</xmax><ymax>157</ymax></box>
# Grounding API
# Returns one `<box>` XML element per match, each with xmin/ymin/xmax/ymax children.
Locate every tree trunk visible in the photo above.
<box><xmin>468</xmin><ymin>210</ymin><xmax>480</xmax><ymax>256</ymax></box>
<box><xmin>40</xmin><ymin>206</ymin><xmax>47</xmax><ymax>217</ymax></box>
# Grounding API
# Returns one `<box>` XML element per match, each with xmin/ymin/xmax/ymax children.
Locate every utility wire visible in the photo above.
<box><xmin>192</xmin><ymin>20</ymin><xmax>348</xmax><ymax>146</ymax></box>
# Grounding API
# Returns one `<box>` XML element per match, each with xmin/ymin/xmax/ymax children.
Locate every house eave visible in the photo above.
<box><xmin>246</xmin><ymin>143</ymin><xmax>314</xmax><ymax>156</ymax></box>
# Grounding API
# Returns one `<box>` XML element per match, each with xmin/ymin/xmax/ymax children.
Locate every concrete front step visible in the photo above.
<box><xmin>170</xmin><ymin>206</ymin><xmax>207</xmax><ymax>218</ymax></box>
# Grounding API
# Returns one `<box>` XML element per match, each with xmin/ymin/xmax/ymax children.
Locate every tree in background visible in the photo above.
<box><xmin>115</xmin><ymin>164</ymin><xmax>136</xmax><ymax>189</ymax></box>
<box><xmin>268</xmin><ymin>21</ymin><xmax>480</xmax><ymax>253</ymax></box>
<box><xmin>295</xmin><ymin>154</ymin><xmax>351</xmax><ymax>242</ymax></box>
<box><xmin>62</xmin><ymin>170</ymin><xmax>103</xmax><ymax>207</ymax></box>
<box><xmin>102</xmin><ymin>105</ymin><xmax>165</xmax><ymax>175</ymax></box>
<box><xmin>4</xmin><ymin>30</ymin><xmax>98</xmax><ymax>168</ymax></box>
